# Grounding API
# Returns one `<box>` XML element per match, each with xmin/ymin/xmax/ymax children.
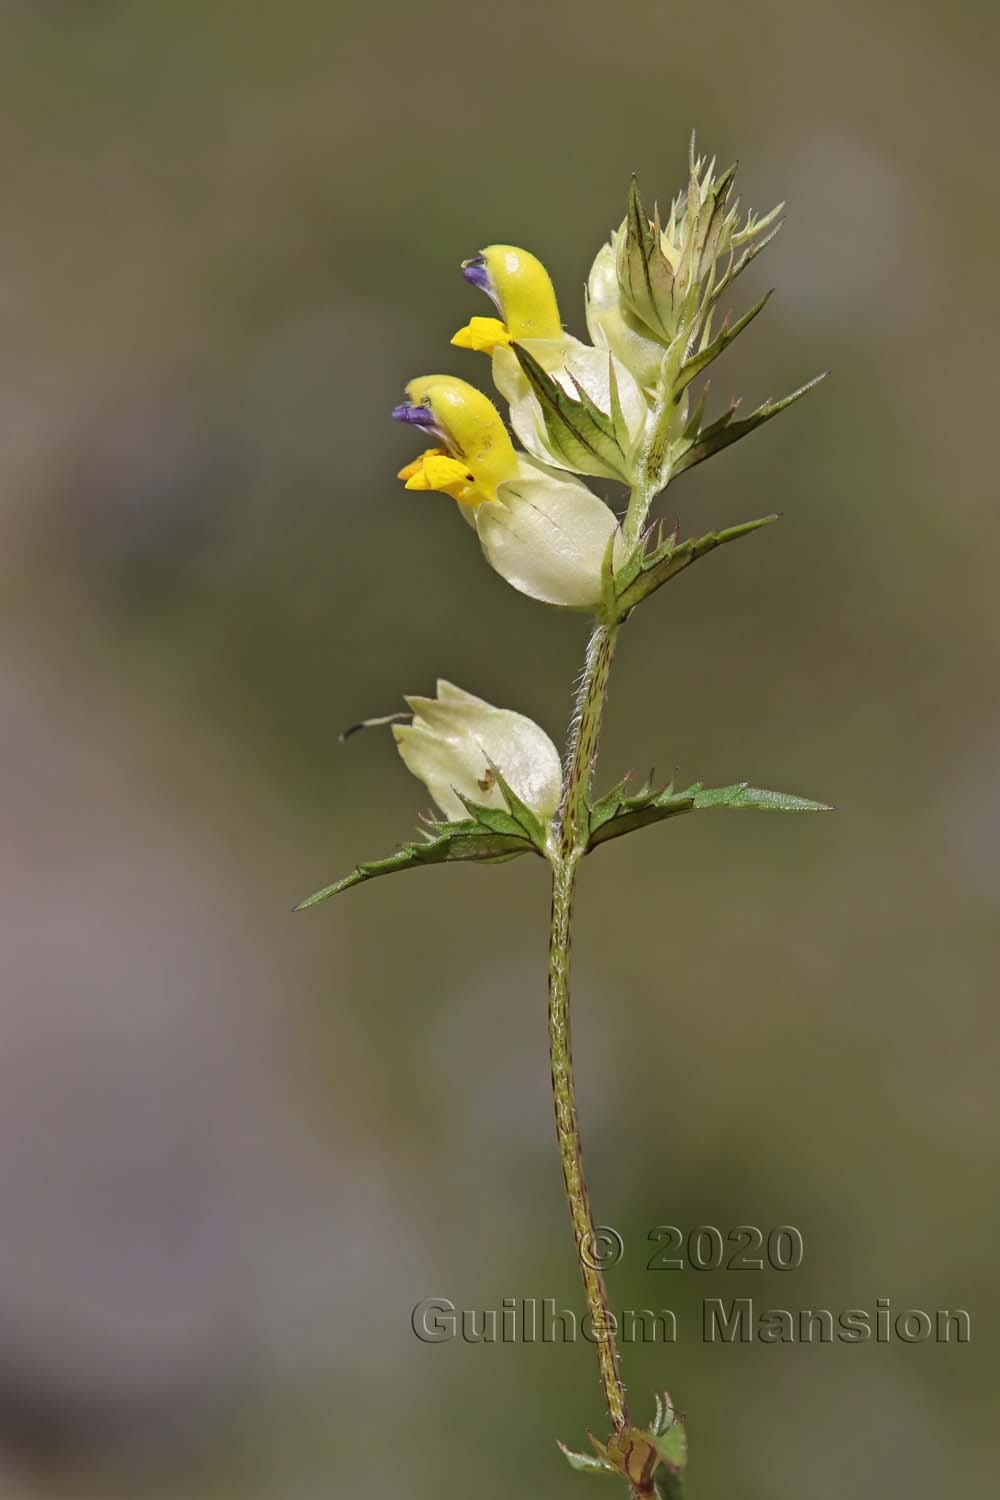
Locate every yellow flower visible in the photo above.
<box><xmin>392</xmin><ymin>375</ymin><xmax>517</xmax><ymax>510</ymax></box>
<box><xmin>393</xmin><ymin>372</ymin><xmax>624</xmax><ymax>609</ymax></box>
<box><xmin>451</xmin><ymin>245</ymin><xmax>563</xmax><ymax>352</ymax></box>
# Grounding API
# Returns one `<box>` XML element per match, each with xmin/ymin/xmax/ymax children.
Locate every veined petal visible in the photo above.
<box><xmin>394</xmin><ymin>686</ymin><xmax>562</xmax><ymax>821</ymax></box>
<box><xmin>476</xmin><ymin>473</ymin><xmax>623</xmax><ymax>609</ymax></box>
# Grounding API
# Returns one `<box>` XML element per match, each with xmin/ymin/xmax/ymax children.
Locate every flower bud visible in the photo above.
<box><xmin>614</xmin><ymin>150</ymin><xmax>783</xmax><ymax>361</ymax></box>
<box><xmin>393</xmin><ymin>680</ymin><xmax>562</xmax><ymax>823</ymax></box>
<box><xmin>585</xmin><ymin>237</ymin><xmax>665</xmax><ymax>390</ymax></box>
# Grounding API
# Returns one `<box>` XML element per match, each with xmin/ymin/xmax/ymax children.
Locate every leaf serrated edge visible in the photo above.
<box><xmin>294</xmin><ymin>822</ymin><xmax>538</xmax><ymax>909</ymax></box>
<box><xmin>675</xmin><ymin>372</ymin><xmax>826</xmax><ymax>476</ymax></box>
<box><xmin>586</xmin><ymin>778</ymin><xmax>833</xmax><ymax>853</ymax></box>
<box><xmin>614</xmin><ymin>514</ymin><xmax>778</xmax><ymax>617</ymax></box>
<box><xmin>557</xmin><ymin>1440</ymin><xmax>617</xmax><ymax>1476</ymax></box>
<box><xmin>513</xmin><ymin>343</ymin><xmax>629</xmax><ymax>480</ymax></box>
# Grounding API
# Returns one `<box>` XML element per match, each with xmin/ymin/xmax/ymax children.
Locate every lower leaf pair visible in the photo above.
<box><xmin>295</xmin><ymin>682</ymin><xmax>831</xmax><ymax>910</ymax></box>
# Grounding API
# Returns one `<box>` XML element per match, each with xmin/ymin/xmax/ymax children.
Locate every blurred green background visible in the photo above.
<box><xmin>2</xmin><ymin>1</ymin><xmax>997</xmax><ymax>1496</ymax></box>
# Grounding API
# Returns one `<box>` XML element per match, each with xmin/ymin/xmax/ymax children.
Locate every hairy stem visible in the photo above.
<box><xmin>560</xmin><ymin>623</ymin><xmax>618</xmax><ymax>849</ymax></box>
<box><xmin>547</xmin><ymin>455</ymin><xmax>671</xmax><ymax>1446</ymax></box>
<box><xmin>623</xmin><ymin>401</ymin><xmax>675</xmax><ymax>549</ymax></box>
<box><xmin>548</xmin><ymin>621</ymin><xmax>629</xmax><ymax>1433</ymax></box>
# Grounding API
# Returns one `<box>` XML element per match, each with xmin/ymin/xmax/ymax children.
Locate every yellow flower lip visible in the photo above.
<box><xmin>451</xmin><ymin>316</ymin><xmax>512</xmax><ymax>354</ymax></box>
<box><xmin>400</xmin><ymin>449</ymin><xmax>477</xmax><ymax>500</ymax></box>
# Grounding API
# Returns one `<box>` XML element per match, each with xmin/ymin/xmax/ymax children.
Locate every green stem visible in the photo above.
<box><xmin>548</xmin><ymin>622</ymin><xmax>629</xmax><ymax>1433</ymax></box>
<box><xmin>560</xmin><ymin>623</ymin><xmax>618</xmax><ymax>852</ymax></box>
<box><xmin>623</xmin><ymin>393</ymin><xmax>676</xmax><ymax>549</ymax></box>
<box><xmin>546</xmin><ymin>429</ymin><xmax>674</xmax><ymax>1450</ymax></box>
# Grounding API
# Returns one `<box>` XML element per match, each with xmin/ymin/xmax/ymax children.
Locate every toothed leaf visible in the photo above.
<box><xmin>710</xmin><ymin>218</ymin><xmax>784</xmax><ymax>306</ymax></box>
<box><xmin>488</xmin><ymin>764</ymin><xmax>549</xmax><ymax>850</ymax></box>
<box><xmin>588</xmin><ymin>780</ymin><xmax>701</xmax><ymax>847</ymax></box>
<box><xmin>513</xmin><ymin>343</ymin><xmax>630</xmax><ymax>480</ymax></box>
<box><xmin>295</xmin><ymin>820</ymin><xmax>538</xmax><ymax>909</ymax></box>
<box><xmin>587</xmin><ymin>777</ymin><xmax>831</xmax><ymax>851</ymax></box>
<box><xmin>675</xmin><ymin>374</ymin><xmax>826</xmax><ymax>475</ymax></box>
<box><xmin>557</xmin><ymin>1442</ymin><xmax>617</xmax><ymax>1477</ymax></box>
<box><xmin>692</xmin><ymin>783</ymin><xmax>833</xmax><ymax>812</ymax></box>
<box><xmin>455</xmin><ymin>793</ymin><xmax>534</xmax><ymax>842</ymax></box>
<box><xmin>617</xmin><ymin>177</ymin><xmax>674</xmax><ymax>338</ymax></box>
<box><xmin>676</xmin><ymin>290</ymin><xmax>772</xmax><ymax>394</ymax></box>
<box><xmin>651</xmin><ymin>1413</ymin><xmax>687</xmax><ymax>1473</ymax></box>
<box><xmin>614</xmin><ymin>515</ymin><xmax>778</xmax><ymax>617</ymax></box>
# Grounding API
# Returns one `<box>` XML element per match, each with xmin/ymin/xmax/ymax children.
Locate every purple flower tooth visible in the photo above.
<box><xmin>461</xmin><ymin>255</ymin><xmax>491</xmax><ymax>296</ymax></box>
<box><xmin>391</xmin><ymin>401</ymin><xmax>441</xmax><ymax>439</ymax></box>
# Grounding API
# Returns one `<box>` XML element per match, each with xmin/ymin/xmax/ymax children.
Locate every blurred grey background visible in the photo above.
<box><xmin>1</xmin><ymin>2</ymin><xmax>997</xmax><ymax>1496</ymax></box>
